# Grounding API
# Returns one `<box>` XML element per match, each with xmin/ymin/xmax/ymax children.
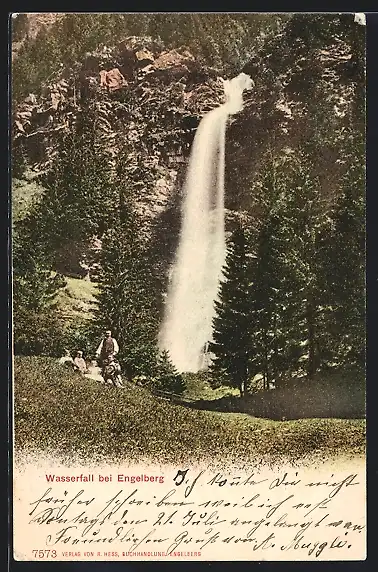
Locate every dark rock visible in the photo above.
<box><xmin>182</xmin><ymin>115</ymin><xmax>200</xmax><ymax>130</ymax></box>
<box><xmin>117</xmin><ymin>45</ymin><xmax>138</xmax><ymax>80</ymax></box>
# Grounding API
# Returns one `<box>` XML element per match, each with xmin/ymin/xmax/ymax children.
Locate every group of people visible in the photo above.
<box><xmin>58</xmin><ymin>330</ymin><xmax>122</xmax><ymax>383</ymax></box>
<box><xmin>59</xmin><ymin>349</ymin><xmax>88</xmax><ymax>373</ymax></box>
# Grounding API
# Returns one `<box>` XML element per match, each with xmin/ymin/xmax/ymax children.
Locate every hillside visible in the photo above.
<box><xmin>14</xmin><ymin>356</ymin><xmax>365</xmax><ymax>467</ymax></box>
<box><xmin>12</xmin><ymin>174</ymin><xmax>45</xmax><ymax>223</ymax></box>
<box><xmin>55</xmin><ymin>276</ymin><xmax>98</xmax><ymax>320</ymax></box>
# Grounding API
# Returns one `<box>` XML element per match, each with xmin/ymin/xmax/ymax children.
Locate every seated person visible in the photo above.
<box><xmin>73</xmin><ymin>351</ymin><xmax>88</xmax><ymax>374</ymax></box>
<box><xmin>58</xmin><ymin>349</ymin><xmax>74</xmax><ymax>368</ymax></box>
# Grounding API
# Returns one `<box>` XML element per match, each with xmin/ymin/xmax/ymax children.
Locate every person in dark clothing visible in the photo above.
<box><xmin>95</xmin><ymin>330</ymin><xmax>123</xmax><ymax>387</ymax></box>
<box><xmin>96</xmin><ymin>330</ymin><xmax>119</xmax><ymax>361</ymax></box>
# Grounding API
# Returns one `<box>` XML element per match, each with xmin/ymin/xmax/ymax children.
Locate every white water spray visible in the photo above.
<box><xmin>159</xmin><ymin>73</ymin><xmax>253</xmax><ymax>372</ymax></box>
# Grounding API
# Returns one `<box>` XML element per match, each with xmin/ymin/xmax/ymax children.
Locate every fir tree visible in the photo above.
<box><xmin>276</xmin><ymin>150</ymin><xmax>327</xmax><ymax>378</ymax></box>
<box><xmin>155</xmin><ymin>350</ymin><xmax>186</xmax><ymax>395</ymax></box>
<box><xmin>253</xmin><ymin>213</ymin><xmax>286</xmax><ymax>388</ymax></box>
<box><xmin>93</xmin><ymin>190</ymin><xmax>160</xmax><ymax>378</ymax></box>
<box><xmin>248</xmin><ymin>153</ymin><xmax>290</xmax><ymax>388</ymax></box>
<box><xmin>22</xmin><ymin>104</ymin><xmax>117</xmax><ymax>274</ymax></box>
<box><xmin>210</xmin><ymin>223</ymin><xmax>253</xmax><ymax>397</ymax></box>
<box><xmin>251</xmin><ymin>147</ymin><xmax>330</xmax><ymax>384</ymax></box>
<box><xmin>320</xmin><ymin>131</ymin><xmax>365</xmax><ymax>368</ymax></box>
<box><xmin>12</xmin><ymin>228</ymin><xmax>67</xmax><ymax>355</ymax></box>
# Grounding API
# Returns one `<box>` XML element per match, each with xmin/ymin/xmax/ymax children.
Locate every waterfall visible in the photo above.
<box><xmin>159</xmin><ymin>73</ymin><xmax>253</xmax><ymax>372</ymax></box>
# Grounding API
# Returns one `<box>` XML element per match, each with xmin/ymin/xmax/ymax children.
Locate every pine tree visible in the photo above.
<box><xmin>12</xmin><ymin>228</ymin><xmax>67</xmax><ymax>355</ymax></box>
<box><xmin>93</xmin><ymin>191</ymin><xmax>160</xmax><ymax>378</ymax></box>
<box><xmin>270</xmin><ymin>149</ymin><xmax>329</xmax><ymax>379</ymax></box>
<box><xmin>320</xmin><ymin>130</ymin><xmax>365</xmax><ymax>368</ymax></box>
<box><xmin>22</xmin><ymin>104</ymin><xmax>117</xmax><ymax>274</ymax></box>
<box><xmin>248</xmin><ymin>152</ymin><xmax>290</xmax><ymax>389</ymax></box>
<box><xmin>250</xmin><ymin>147</ymin><xmax>331</xmax><ymax>385</ymax></box>
<box><xmin>253</xmin><ymin>213</ymin><xmax>286</xmax><ymax>388</ymax></box>
<box><xmin>210</xmin><ymin>223</ymin><xmax>253</xmax><ymax>397</ymax></box>
<box><xmin>155</xmin><ymin>350</ymin><xmax>186</xmax><ymax>394</ymax></box>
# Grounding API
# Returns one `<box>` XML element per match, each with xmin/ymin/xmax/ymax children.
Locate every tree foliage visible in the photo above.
<box><xmin>320</xmin><ymin>129</ymin><xmax>365</xmax><ymax>367</ymax></box>
<box><xmin>154</xmin><ymin>350</ymin><xmax>186</xmax><ymax>394</ymax></box>
<box><xmin>211</xmin><ymin>137</ymin><xmax>365</xmax><ymax>394</ymax></box>
<box><xmin>92</xmin><ymin>173</ymin><xmax>160</xmax><ymax>378</ymax></box>
<box><xmin>210</xmin><ymin>224</ymin><xmax>254</xmax><ymax>397</ymax></box>
<box><xmin>12</xmin><ymin>13</ymin><xmax>289</xmax><ymax>102</ymax></box>
<box><xmin>11</xmin><ymin>13</ymin><xmax>365</xmax><ymax>395</ymax></box>
<box><xmin>12</xmin><ymin>227</ymin><xmax>67</xmax><ymax>355</ymax></box>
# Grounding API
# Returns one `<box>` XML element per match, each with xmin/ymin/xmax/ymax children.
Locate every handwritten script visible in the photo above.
<box><xmin>14</xmin><ymin>464</ymin><xmax>366</xmax><ymax>561</ymax></box>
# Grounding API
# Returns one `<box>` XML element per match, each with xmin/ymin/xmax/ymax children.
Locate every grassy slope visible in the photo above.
<box><xmin>12</xmin><ymin>177</ymin><xmax>45</xmax><ymax>224</ymax></box>
<box><xmin>55</xmin><ymin>277</ymin><xmax>98</xmax><ymax>320</ymax></box>
<box><xmin>14</xmin><ymin>356</ymin><xmax>365</xmax><ymax>467</ymax></box>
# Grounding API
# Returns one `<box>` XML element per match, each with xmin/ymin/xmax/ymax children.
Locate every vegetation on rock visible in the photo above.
<box><xmin>11</xmin><ymin>14</ymin><xmax>365</xmax><ymax>404</ymax></box>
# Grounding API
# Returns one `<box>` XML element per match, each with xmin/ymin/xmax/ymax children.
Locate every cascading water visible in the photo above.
<box><xmin>159</xmin><ymin>73</ymin><xmax>253</xmax><ymax>372</ymax></box>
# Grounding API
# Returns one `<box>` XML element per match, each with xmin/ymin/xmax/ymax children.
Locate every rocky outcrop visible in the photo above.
<box><xmin>99</xmin><ymin>68</ymin><xmax>128</xmax><ymax>91</ymax></box>
<box><xmin>13</xmin><ymin>38</ymin><xmax>223</xmax><ymax>151</ymax></box>
<box><xmin>12</xmin><ymin>37</ymin><xmax>227</xmax><ymax>274</ymax></box>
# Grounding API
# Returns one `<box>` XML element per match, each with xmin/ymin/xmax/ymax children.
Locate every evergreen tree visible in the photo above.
<box><xmin>248</xmin><ymin>153</ymin><xmax>290</xmax><ymax>388</ymax></box>
<box><xmin>93</xmin><ymin>190</ymin><xmax>159</xmax><ymax>379</ymax></box>
<box><xmin>21</xmin><ymin>103</ymin><xmax>117</xmax><ymax>274</ymax></box>
<box><xmin>250</xmin><ymin>147</ymin><xmax>331</xmax><ymax>385</ymax></box>
<box><xmin>320</xmin><ymin>130</ymin><xmax>365</xmax><ymax>368</ymax></box>
<box><xmin>154</xmin><ymin>350</ymin><xmax>185</xmax><ymax>394</ymax></box>
<box><xmin>12</xmin><ymin>228</ymin><xmax>67</xmax><ymax>355</ymax></box>
<box><xmin>267</xmin><ymin>149</ymin><xmax>328</xmax><ymax>379</ymax></box>
<box><xmin>210</xmin><ymin>223</ymin><xmax>253</xmax><ymax>397</ymax></box>
<box><xmin>253</xmin><ymin>213</ymin><xmax>286</xmax><ymax>388</ymax></box>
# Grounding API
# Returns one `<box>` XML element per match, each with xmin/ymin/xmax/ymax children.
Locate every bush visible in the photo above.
<box><xmin>64</xmin><ymin>319</ymin><xmax>97</xmax><ymax>360</ymax></box>
<box><xmin>13</xmin><ymin>308</ymin><xmax>67</xmax><ymax>356</ymax></box>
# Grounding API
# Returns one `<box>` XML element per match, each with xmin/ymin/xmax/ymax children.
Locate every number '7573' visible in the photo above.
<box><xmin>32</xmin><ymin>550</ymin><xmax>57</xmax><ymax>558</ymax></box>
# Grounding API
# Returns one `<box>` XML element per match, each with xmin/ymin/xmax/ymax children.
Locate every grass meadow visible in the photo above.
<box><xmin>13</xmin><ymin>356</ymin><xmax>365</xmax><ymax>468</ymax></box>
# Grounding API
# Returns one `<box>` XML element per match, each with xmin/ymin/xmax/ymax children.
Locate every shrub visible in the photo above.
<box><xmin>64</xmin><ymin>319</ymin><xmax>97</xmax><ymax>360</ymax></box>
<box><xmin>13</xmin><ymin>308</ymin><xmax>67</xmax><ymax>356</ymax></box>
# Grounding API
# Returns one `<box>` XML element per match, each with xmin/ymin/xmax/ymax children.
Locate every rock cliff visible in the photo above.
<box><xmin>12</xmin><ymin>14</ymin><xmax>365</xmax><ymax>276</ymax></box>
<box><xmin>13</xmin><ymin>37</ymin><xmax>225</xmax><ymax>233</ymax></box>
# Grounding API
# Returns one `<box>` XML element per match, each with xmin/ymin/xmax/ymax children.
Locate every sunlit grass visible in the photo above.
<box><xmin>55</xmin><ymin>277</ymin><xmax>98</xmax><ymax>319</ymax></box>
<box><xmin>14</xmin><ymin>356</ymin><xmax>365</xmax><ymax>467</ymax></box>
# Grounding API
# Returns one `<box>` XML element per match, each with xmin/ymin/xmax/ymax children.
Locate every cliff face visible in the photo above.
<box><xmin>13</xmin><ymin>37</ymin><xmax>224</xmax><ymax>232</ymax></box>
<box><xmin>12</xmin><ymin>14</ymin><xmax>365</xmax><ymax>276</ymax></box>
